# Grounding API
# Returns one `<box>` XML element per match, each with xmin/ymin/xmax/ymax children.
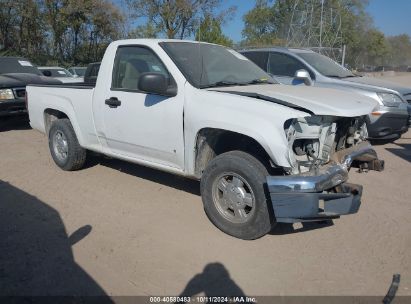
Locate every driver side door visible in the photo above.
<box><xmin>100</xmin><ymin>45</ymin><xmax>185</xmax><ymax>170</ymax></box>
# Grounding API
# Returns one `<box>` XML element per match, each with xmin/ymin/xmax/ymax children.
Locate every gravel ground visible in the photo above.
<box><xmin>0</xmin><ymin>75</ymin><xmax>410</xmax><ymax>299</ymax></box>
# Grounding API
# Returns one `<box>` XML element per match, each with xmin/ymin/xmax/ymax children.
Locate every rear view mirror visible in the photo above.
<box><xmin>138</xmin><ymin>73</ymin><xmax>176</xmax><ymax>97</ymax></box>
<box><xmin>294</xmin><ymin>69</ymin><xmax>313</xmax><ymax>86</ymax></box>
<box><xmin>42</xmin><ymin>70</ymin><xmax>52</xmax><ymax>77</ymax></box>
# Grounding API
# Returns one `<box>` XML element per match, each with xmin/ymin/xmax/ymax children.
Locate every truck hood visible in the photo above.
<box><xmin>343</xmin><ymin>76</ymin><xmax>411</xmax><ymax>97</ymax></box>
<box><xmin>213</xmin><ymin>84</ymin><xmax>378</xmax><ymax>117</ymax></box>
<box><xmin>0</xmin><ymin>73</ymin><xmax>61</xmax><ymax>89</ymax></box>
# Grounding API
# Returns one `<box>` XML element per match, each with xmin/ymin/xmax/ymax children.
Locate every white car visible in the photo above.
<box><xmin>27</xmin><ymin>39</ymin><xmax>384</xmax><ymax>240</ymax></box>
<box><xmin>38</xmin><ymin>67</ymin><xmax>81</xmax><ymax>83</ymax></box>
<box><xmin>67</xmin><ymin>66</ymin><xmax>86</xmax><ymax>81</ymax></box>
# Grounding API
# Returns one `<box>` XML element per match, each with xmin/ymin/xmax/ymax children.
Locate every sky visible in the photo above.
<box><xmin>117</xmin><ymin>0</ymin><xmax>411</xmax><ymax>42</ymax></box>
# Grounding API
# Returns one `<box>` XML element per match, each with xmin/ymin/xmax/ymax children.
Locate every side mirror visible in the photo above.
<box><xmin>42</xmin><ymin>70</ymin><xmax>52</xmax><ymax>77</ymax></box>
<box><xmin>138</xmin><ymin>73</ymin><xmax>176</xmax><ymax>97</ymax></box>
<box><xmin>294</xmin><ymin>69</ymin><xmax>313</xmax><ymax>86</ymax></box>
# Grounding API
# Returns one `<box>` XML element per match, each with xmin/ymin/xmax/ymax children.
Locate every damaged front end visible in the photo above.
<box><xmin>268</xmin><ymin>115</ymin><xmax>384</xmax><ymax>223</ymax></box>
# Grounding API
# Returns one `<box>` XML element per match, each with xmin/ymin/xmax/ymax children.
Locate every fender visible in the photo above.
<box><xmin>43</xmin><ymin>100</ymin><xmax>85</xmax><ymax>146</ymax></box>
<box><xmin>28</xmin><ymin>86</ymin><xmax>87</xmax><ymax>147</ymax></box>
<box><xmin>183</xmin><ymin>85</ymin><xmax>310</xmax><ymax>176</ymax></box>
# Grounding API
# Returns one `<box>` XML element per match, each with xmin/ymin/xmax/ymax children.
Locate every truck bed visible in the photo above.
<box><xmin>27</xmin><ymin>84</ymin><xmax>100</xmax><ymax>151</ymax></box>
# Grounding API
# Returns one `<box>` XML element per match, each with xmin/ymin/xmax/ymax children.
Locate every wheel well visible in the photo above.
<box><xmin>44</xmin><ymin>109</ymin><xmax>68</xmax><ymax>135</ymax></box>
<box><xmin>194</xmin><ymin>128</ymin><xmax>278</xmax><ymax>177</ymax></box>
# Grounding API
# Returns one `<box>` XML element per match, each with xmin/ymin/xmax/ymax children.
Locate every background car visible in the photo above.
<box><xmin>67</xmin><ymin>66</ymin><xmax>87</xmax><ymax>80</ymax></box>
<box><xmin>38</xmin><ymin>66</ymin><xmax>80</xmax><ymax>83</ymax></box>
<box><xmin>241</xmin><ymin>47</ymin><xmax>410</xmax><ymax>141</ymax></box>
<box><xmin>0</xmin><ymin>57</ymin><xmax>60</xmax><ymax>118</ymax></box>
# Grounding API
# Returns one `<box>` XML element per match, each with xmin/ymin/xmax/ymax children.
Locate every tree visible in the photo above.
<box><xmin>128</xmin><ymin>24</ymin><xmax>160</xmax><ymax>39</ymax></box>
<box><xmin>63</xmin><ymin>0</ymin><xmax>94</xmax><ymax>63</ymax></box>
<box><xmin>195</xmin><ymin>15</ymin><xmax>233</xmax><ymax>46</ymax></box>
<box><xmin>386</xmin><ymin>34</ymin><xmax>411</xmax><ymax>66</ymax></box>
<box><xmin>0</xmin><ymin>0</ymin><xmax>126</xmax><ymax>65</ymax></box>
<box><xmin>43</xmin><ymin>0</ymin><xmax>68</xmax><ymax>60</ymax></box>
<box><xmin>126</xmin><ymin>0</ymin><xmax>235</xmax><ymax>39</ymax></box>
<box><xmin>0</xmin><ymin>0</ymin><xmax>20</xmax><ymax>51</ymax></box>
<box><xmin>337</xmin><ymin>0</ymin><xmax>374</xmax><ymax>67</ymax></box>
<box><xmin>87</xmin><ymin>0</ymin><xmax>125</xmax><ymax>62</ymax></box>
<box><xmin>242</xmin><ymin>0</ymin><xmax>301</xmax><ymax>46</ymax></box>
<box><xmin>363</xmin><ymin>29</ymin><xmax>390</xmax><ymax>65</ymax></box>
<box><xmin>0</xmin><ymin>0</ymin><xmax>46</xmax><ymax>61</ymax></box>
<box><xmin>241</xmin><ymin>0</ymin><xmax>391</xmax><ymax>67</ymax></box>
<box><xmin>242</xmin><ymin>0</ymin><xmax>278</xmax><ymax>45</ymax></box>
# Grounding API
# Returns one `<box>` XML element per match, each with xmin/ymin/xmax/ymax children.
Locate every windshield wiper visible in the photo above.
<box><xmin>326</xmin><ymin>74</ymin><xmax>356</xmax><ymax>79</ymax></box>
<box><xmin>325</xmin><ymin>75</ymin><xmax>343</xmax><ymax>78</ymax></box>
<box><xmin>200</xmin><ymin>81</ymin><xmax>245</xmax><ymax>89</ymax></box>
<box><xmin>200</xmin><ymin>78</ymin><xmax>275</xmax><ymax>89</ymax></box>
<box><xmin>244</xmin><ymin>78</ymin><xmax>275</xmax><ymax>85</ymax></box>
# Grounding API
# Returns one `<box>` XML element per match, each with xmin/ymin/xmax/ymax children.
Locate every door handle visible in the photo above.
<box><xmin>105</xmin><ymin>97</ymin><xmax>121</xmax><ymax>108</ymax></box>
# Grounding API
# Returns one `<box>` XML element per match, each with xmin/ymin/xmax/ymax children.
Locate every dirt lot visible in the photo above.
<box><xmin>1</xmin><ymin>75</ymin><xmax>410</xmax><ymax>298</ymax></box>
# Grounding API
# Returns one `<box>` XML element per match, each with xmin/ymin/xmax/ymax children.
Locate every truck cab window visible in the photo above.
<box><xmin>268</xmin><ymin>53</ymin><xmax>307</xmax><ymax>77</ymax></box>
<box><xmin>112</xmin><ymin>46</ymin><xmax>169</xmax><ymax>91</ymax></box>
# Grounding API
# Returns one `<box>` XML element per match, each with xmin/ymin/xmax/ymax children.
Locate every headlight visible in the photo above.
<box><xmin>377</xmin><ymin>93</ymin><xmax>403</xmax><ymax>107</ymax></box>
<box><xmin>0</xmin><ymin>89</ymin><xmax>14</xmax><ymax>101</ymax></box>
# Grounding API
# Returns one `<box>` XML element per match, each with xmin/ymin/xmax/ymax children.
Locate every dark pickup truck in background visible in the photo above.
<box><xmin>0</xmin><ymin>57</ymin><xmax>60</xmax><ymax>117</ymax></box>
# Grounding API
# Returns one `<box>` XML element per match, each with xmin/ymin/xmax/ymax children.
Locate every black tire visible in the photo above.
<box><xmin>200</xmin><ymin>151</ymin><xmax>273</xmax><ymax>240</ymax></box>
<box><xmin>48</xmin><ymin>118</ymin><xmax>87</xmax><ymax>171</ymax></box>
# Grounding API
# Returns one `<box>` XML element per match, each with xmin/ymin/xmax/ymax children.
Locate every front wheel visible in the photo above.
<box><xmin>48</xmin><ymin>118</ymin><xmax>87</xmax><ymax>171</ymax></box>
<box><xmin>200</xmin><ymin>151</ymin><xmax>273</xmax><ymax>240</ymax></box>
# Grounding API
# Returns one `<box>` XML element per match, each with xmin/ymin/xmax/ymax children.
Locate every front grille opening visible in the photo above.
<box><xmin>14</xmin><ymin>89</ymin><xmax>26</xmax><ymax>99</ymax></box>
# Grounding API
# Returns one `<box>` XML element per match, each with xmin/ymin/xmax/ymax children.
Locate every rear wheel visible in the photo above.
<box><xmin>200</xmin><ymin>151</ymin><xmax>273</xmax><ymax>240</ymax></box>
<box><xmin>48</xmin><ymin>118</ymin><xmax>86</xmax><ymax>171</ymax></box>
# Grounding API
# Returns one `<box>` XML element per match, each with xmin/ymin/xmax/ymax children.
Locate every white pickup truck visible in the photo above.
<box><xmin>27</xmin><ymin>39</ymin><xmax>384</xmax><ymax>240</ymax></box>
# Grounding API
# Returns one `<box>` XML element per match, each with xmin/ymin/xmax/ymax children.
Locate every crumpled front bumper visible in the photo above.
<box><xmin>267</xmin><ymin>142</ymin><xmax>384</xmax><ymax>223</ymax></box>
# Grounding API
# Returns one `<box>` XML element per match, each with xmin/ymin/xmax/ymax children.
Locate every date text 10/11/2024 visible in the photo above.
<box><xmin>149</xmin><ymin>296</ymin><xmax>257</xmax><ymax>303</ymax></box>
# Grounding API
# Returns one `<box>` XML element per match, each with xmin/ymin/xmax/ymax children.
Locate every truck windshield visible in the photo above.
<box><xmin>297</xmin><ymin>52</ymin><xmax>354</xmax><ymax>78</ymax></box>
<box><xmin>0</xmin><ymin>58</ymin><xmax>42</xmax><ymax>75</ymax></box>
<box><xmin>160</xmin><ymin>42</ymin><xmax>276</xmax><ymax>88</ymax></box>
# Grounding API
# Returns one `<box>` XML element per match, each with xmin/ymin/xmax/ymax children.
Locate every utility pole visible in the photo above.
<box><xmin>319</xmin><ymin>0</ymin><xmax>324</xmax><ymax>52</ymax></box>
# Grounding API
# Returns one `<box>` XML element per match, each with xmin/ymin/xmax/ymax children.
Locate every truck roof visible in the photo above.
<box><xmin>240</xmin><ymin>47</ymin><xmax>315</xmax><ymax>54</ymax></box>
<box><xmin>111</xmin><ymin>38</ymin><xmax>223</xmax><ymax>48</ymax></box>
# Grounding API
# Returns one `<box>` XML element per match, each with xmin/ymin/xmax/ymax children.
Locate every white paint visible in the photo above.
<box><xmin>27</xmin><ymin>39</ymin><xmax>378</xmax><ymax>179</ymax></box>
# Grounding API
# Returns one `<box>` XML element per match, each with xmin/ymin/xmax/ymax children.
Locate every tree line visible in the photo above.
<box><xmin>241</xmin><ymin>0</ymin><xmax>411</xmax><ymax>68</ymax></box>
<box><xmin>1</xmin><ymin>0</ymin><xmax>410</xmax><ymax>69</ymax></box>
<box><xmin>0</xmin><ymin>0</ymin><xmax>124</xmax><ymax>65</ymax></box>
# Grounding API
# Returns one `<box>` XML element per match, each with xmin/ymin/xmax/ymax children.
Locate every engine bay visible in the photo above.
<box><xmin>285</xmin><ymin>116</ymin><xmax>369</xmax><ymax>174</ymax></box>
